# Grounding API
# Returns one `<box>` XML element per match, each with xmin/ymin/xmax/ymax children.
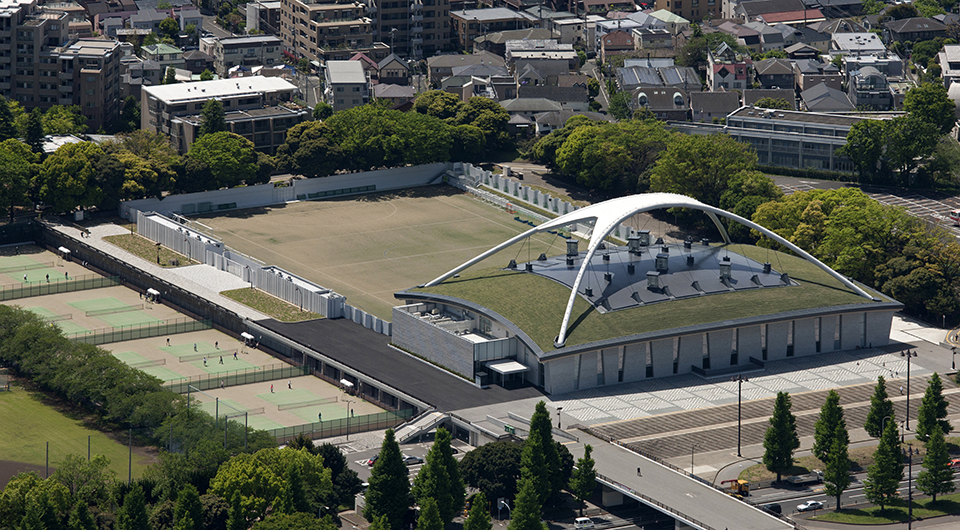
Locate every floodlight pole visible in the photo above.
<box><xmin>733</xmin><ymin>374</ymin><xmax>748</xmax><ymax>457</ymax></box>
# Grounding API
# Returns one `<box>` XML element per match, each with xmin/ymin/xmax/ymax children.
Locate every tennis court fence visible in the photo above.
<box><xmin>87</xmin><ymin>304</ymin><xmax>144</xmax><ymax>317</ymax></box>
<box><xmin>163</xmin><ymin>363</ymin><xmax>308</xmax><ymax>394</ymax></box>
<box><xmin>268</xmin><ymin>409</ymin><xmax>415</xmax><ymax>444</ymax></box>
<box><xmin>0</xmin><ymin>261</ymin><xmax>54</xmax><ymax>273</ymax></box>
<box><xmin>66</xmin><ymin>317</ymin><xmax>212</xmax><ymax>345</ymax></box>
<box><xmin>0</xmin><ymin>275</ymin><xmax>119</xmax><ymax>301</ymax></box>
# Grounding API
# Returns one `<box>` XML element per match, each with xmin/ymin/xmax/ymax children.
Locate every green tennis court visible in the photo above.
<box><xmin>256</xmin><ymin>387</ymin><xmax>317</xmax><ymax>406</ymax></box>
<box><xmin>190</xmin><ymin>358</ymin><xmax>259</xmax><ymax>374</ymax></box>
<box><xmin>196</xmin><ymin>398</ymin><xmax>284</xmax><ymax>431</ymax></box>
<box><xmin>23</xmin><ymin>306</ymin><xmax>89</xmax><ymax>335</ymax></box>
<box><xmin>67</xmin><ymin>297</ymin><xmax>163</xmax><ymax>327</ymax></box>
<box><xmin>96</xmin><ymin>310</ymin><xmax>162</xmax><ymax>327</ymax></box>
<box><xmin>112</xmin><ymin>351</ymin><xmax>187</xmax><ymax>381</ymax></box>
<box><xmin>289</xmin><ymin>402</ymin><xmax>349</xmax><ymax>423</ymax></box>
<box><xmin>112</xmin><ymin>351</ymin><xmax>150</xmax><ymax>364</ymax></box>
<box><xmin>0</xmin><ymin>255</ymin><xmax>44</xmax><ymax>268</ymax></box>
<box><xmin>6</xmin><ymin>268</ymin><xmax>65</xmax><ymax>286</ymax></box>
<box><xmin>161</xmin><ymin>341</ymin><xmax>224</xmax><ymax>358</ymax></box>
<box><xmin>68</xmin><ymin>297</ymin><xmax>132</xmax><ymax>312</ymax></box>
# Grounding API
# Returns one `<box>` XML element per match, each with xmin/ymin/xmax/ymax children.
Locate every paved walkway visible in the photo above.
<box><xmin>55</xmin><ymin>222</ymin><xmax>268</xmax><ymax>322</ymax></box>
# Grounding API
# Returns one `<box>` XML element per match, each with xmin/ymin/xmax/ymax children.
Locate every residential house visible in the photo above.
<box><xmin>753</xmin><ymin>8</ymin><xmax>825</xmax><ymax>26</ymax></box>
<box><xmin>690</xmin><ymin>91</ymin><xmax>740</xmax><ymax>122</ymax></box>
<box><xmin>843</xmin><ymin>55</ymin><xmax>904</xmax><ymax>79</ymax></box>
<box><xmin>800</xmin><ymin>83</ymin><xmax>854</xmax><ymax>112</ymax></box>
<box><xmin>743</xmin><ymin>21</ymin><xmax>784</xmax><ymax>52</ymax></box>
<box><xmin>707</xmin><ymin>42</ymin><xmax>752</xmax><ymax>91</ymax></box>
<box><xmin>717</xmin><ymin>22</ymin><xmax>762</xmax><ymax>54</ymax></box>
<box><xmin>809</xmin><ymin>17</ymin><xmax>866</xmax><ymax>35</ymax></box>
<box><xmin>500</xmin><ymin>98</ymin><xmax>563</xmax><ymax>126</ymax></box>
<box><xmin>553</xmin><ymin>18</ymin><xmax>587</xmax><ymax>46</ymax></box>
<box><xmin>200</xmin><ymin>35</ymin><xmax>283</xmax><ymax>78</ymax></box>
<box><xmin>182</xmin><ymin>50</ymin><xmax>214</xmax><ymax>75</ymax></box>
<box><xmin>600</xmin><ymin>29</ymin><xmax>635</xmax><ymax>63</ymax></box>
<box><xmin>754</xmin><ymin>58</ymin><xmax>794</xmax><ymax>89</ymax></box>
<box><xmin>427</xmin><ymin>51</ymin><xmax>506</xmax><ymax>86</ymax></box>
<box><xmin>889</xmin><ymin>79</ymin><xmax>915</xmax><ymax>110</ymax></box>
<box><xmin>884</xmin><ymin>17</ymin><xmax>947</xmax><ymax>44</ymax></box>
<box><xmin>793</xmin><ymin>58</ymin><xmax>842</xmax><ymax>92</ymax></box>
<box><xmin>847</xmin><ymin>66</ymin><xmax>891</xmax><ymax>110</ymax></box>
<box><xmin>518</xmin><ymin>81</ymin><xmax>589</xmax><ymax>111</ymax></box>
<box><xmin>378</xmin><ymin>54</ymin><xmax>410</xmax><ymax>86</ymax></box>
<box><xmin>831</xmin><ymin>33</ymin><xmax>885</xmax><ymax>56</ymax></box>
<box><xmin>742</xmin><ymin>88</ymin><xmax>796</xmax><ymax>108</ymax></box>
<box><xmin>817</xmin><ymin>0</ymin><xmax>864</xmax><ymax>18</ymax></box>
<box><xmin>121</xmin><ymin>56</ymin><xmax>162</xmax><ymax>100</ymax></box>
<box><xmin>774</xmin><ymin>24</ymin><xmax>830</xmax><ymax>52</ymax></box>
<box><xmin>617</xmin><ymin>66</ymin><xmax>663</xmax><ymax>91</ymax></box>
<box><xmin>245</xmin><ymin>0</ymin><xmax>281</xmax><ymax>36</ymax></box>
<box><xmin>652</xmin><ymin>0</ymin><xmax>721</xmax><ymax>22</ymax></box>
<box><xmin>473</xmin><ymin>28</ymin><xmax>556</xmax><ymax>55</ymax></box>
<box><xmin>660</xmin><ymin>66</ymin><xmax>702</xmax><ymax>91</ymax></box>
<box><xmin>630</xmin><ymin>86</ymin><xmax>690</xmax><ymax>120</ymax></box>
<box><xmin>938</xmin><ymin>45</ymin><xmax>960</xmax><ymax>88</ymax></box>
<box><xmin>129</xmin><ymin>8</ymin><xmax>167</xmax><ymax>32</ymax></box>
<box><xmin>142</xmin><ymin>44</ymin><xmax>184</xmax><ymax>72</ymax></box>
<box><xmin>506</xmin><ymin>40</ymin><xmax>579</xmax><ymax>73</ymax></box>
<box><xmin>372</xmin><ymin>84</ymin><xmax>417</xmax><ymax>108</ymax></box>
<box><xmin>785</xmin><ymin>42</ymin><xmax>821</xmax><ymax>59</ymax></box>
<box><xmin>649</xmin><ymin>9</ymin><xmax>689</xmax><ymax>35</ymax></box>
<box><xmin>324</xmin><ymin>60</ymin><xmax>370</xmax><ymax>112</ymax></box>
<box><xmin>350</xmin><ymin>53</ymin><xmax>381</xmax><ymax>84</ymax></box>
<box><xmin>533</xmin><ymin>110</ymin><xmax>611</xmax><ymax>135</ymax></box>
<box><xmin>633</xmin><ymin>28</ymin><xmax>673</xmax><ymax>49</ymax></box>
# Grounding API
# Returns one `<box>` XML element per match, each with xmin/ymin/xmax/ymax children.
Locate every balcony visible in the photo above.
<box><xmin>410</xmin><ymin>13</ymin><xmax>422</xmax><ymax>22</ymax></box>
<box><xmin>365</xmin><ymin>3</ymin><xmax>376</xmax><ymax>13</ymax></box>
<box><xmin>410</xmin><ymin>2</ymin><xmax>422</xmax><ymax>9</ymax></box>
<box><xmin>410</xmin><ymin>36</ymin><xmax>422</xmax><ymax>45</ymax></box>
<box><xmin>410</xmin><ymin>25</ymin><xmax>422</xmax><ymax>33</ymax></box>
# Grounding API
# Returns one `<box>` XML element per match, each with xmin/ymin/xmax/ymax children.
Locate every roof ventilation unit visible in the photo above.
<box><xmin>655</xmin><ymin>236</ymin><xmax>664</xmax><ymax>245</ymax></box>
<box><xmin>538</xmin><ymin>253</ymin><xmax>547</xmax><ymax>261</ymax></box>
<box><xmin>604</xmin><ymin>272</ymin><xmax>613</xmax><ymax>282</ymax></box>
<box><xmin>647</xmin><ymin>270</ymin><xmax>660</xmax><ymax>289</ymax></box>
<box><xmin>602</xmin><ymin>254</ymin><xmax>610</xmax><ymax>262</ymax></box>
<box><xmin>763</xmin><ymin>262</ymin><xmax>772</xmax><ymax>274</ymax></box>
<box><xmin>686</xmin><ymin>255</ymin><xmax>694</xmax><ymax>266</ymax></box>
<box><xmin>638</xmin><ymin>229</ymin><xmax>650</xmax><ymax>246</ymax></box>
<box><xmin>627</xmin><ymin>263</ymin><xmax>635</xmax><ymax>274</ymax></box>
<box><xmin>683</xmin><ymin>239</ymin><xmax>692</xmax><ymax>249</ymax></box>
<box><xmin>525</xmin><ymin>263</ymin><xmax>534</xmax><ymax>272</ymax></box>
<box><xmin>655</xmin><ymin>250</ymin><xmax>669</xmax><ymax>272</ymax></box>
<box><xmin>751</xmin><ymin>274</ymin><xmax>762</xmax><ymax>286</ymax></box>
<box><xmin>719</xmin><ymin>256</ymin><xmax>732</xmax><ymax>279</ymax></box>
<box><xmin>566</xmin><ymin>257</ymin><xmax>574</xmax><ymax>267</ymax></box>
<box><xmin>507</xmin><ymin>259</ymin><xmax>517</xmax><ymax>269</ymax></box>
<box><xmin>566</xmin><ymin>239</ymin><xmax>578</xmax><ymax>257</ymax></box>
<box><xmin>780</xmin><ymin>273</ymin><xmax>791</xmax><ymax>285</ymax></box>
<box><xmin>628</xmin><ymin>235</ymin><xmax>642</xmax><ymax>254</ymax></box>
<box><xmin>584</xmin><ymin>287</ymin><xmax>593</xmax><ymax>297</ymax></box>
<box><xmin>598</xmin><ymin>242</ymin><xmax>606</xmax><ymax>250</ymax></box>
<box><xmin>701</xmin><ymin>238</ymin><xmax>710</xmax><ymax>246</ymax></box>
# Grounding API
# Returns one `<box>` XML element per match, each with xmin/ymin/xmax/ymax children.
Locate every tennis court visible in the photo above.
<box><xmin>196</xmin><ymin>186</ymin><xmax>572</xmax><ymax>319</ymax></box>
<box><xmin>22</xmin><ymin>306</ymin><xmax>89</xmax><ymax>335</ymax></box>
<box><xmin>112</xmin><ymin>351</ymin><xmax>183</xmax><ymax>381</ymax></box>
<box><xmin>68</xmin><ymin>297</ymin><xmax>163</xmax><ymax>327</ymax></box>
<box><xmin>0</xmin><ymin>245</ymin><xmax>97</xmax><ymax>289</ymax></box>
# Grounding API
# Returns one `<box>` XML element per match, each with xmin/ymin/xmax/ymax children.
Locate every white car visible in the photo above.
<box><xmin>796</xmin><ymin>500</ymin><xmax>823</xmax><ymax>512</ymax></box>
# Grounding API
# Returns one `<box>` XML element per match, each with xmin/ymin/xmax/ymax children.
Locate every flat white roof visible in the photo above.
<box><xmin>486</xmin><ymin>360</ymin><xmax>529</xmax><ymax>375</ymax></box>
<box><xmin>142</xmin><ymin>76</ymin><xmax>296</xmax><ymax>104</ymax></box>
<box><xmin>326</xmin><ymin>60</ymin><xmax>367</xmax><ymax>84</ymax></box>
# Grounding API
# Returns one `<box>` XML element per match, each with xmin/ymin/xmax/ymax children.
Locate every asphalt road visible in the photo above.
<box><xmin>201</xmin><ymin>14</ymin><xmax>234</xmax><ymax>39</ymax></box>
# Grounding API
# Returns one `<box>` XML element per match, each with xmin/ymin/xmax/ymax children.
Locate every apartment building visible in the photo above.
<box><xmin>141</xmin><ymin>76</ymin><xmax>305</xmax><ymax>153</ymax></box>
<box><xmin>279</xmin><ymin>0</ymin><xmax>447</xmax><ymax>64</ymax></box>
<box><xmin>0</xmin><ymin>0</ymin><xmax>123</xmax><ymax>131</ymax></box>
<box><xmin>199</xmin><ymin>35</ymin><xmax>283</xmax><ymax>77</ymax></box>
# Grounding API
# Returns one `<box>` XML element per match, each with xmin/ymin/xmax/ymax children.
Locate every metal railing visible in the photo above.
<box><xmin>163</xmin><ymin>363</ymin><xmax>308</xmax><ymax>393</ymax></box>
<box><xmin>0</xmin><ymin>274</ymin><xmax>118</xmax><ymax>301</ymax></box>
<box><xmin>268</xmin><ymin>409</ymin><xmax>415</xmax><ymax>444</ymax></box>
<box><xmin>595</xmin><ymin>471</ymin><xmax>717</xmax><ymax>530</ymax></box>
<box><xmin>66</xmin><ymin>317</ymin><xmax>212</xmax><ymax>345</ymax></box>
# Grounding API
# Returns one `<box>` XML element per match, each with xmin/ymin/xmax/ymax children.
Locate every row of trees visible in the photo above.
<box><xmin>763</xmin><ymin>373</ymin><xmax>954</xmax><ymax>511</ymax></box>
<box><xmin>362</xmin><ymin>402</ymin><xmax>596</xmax><ymax>530</ymax></box>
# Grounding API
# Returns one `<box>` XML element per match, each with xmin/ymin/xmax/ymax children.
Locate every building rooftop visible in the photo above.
<box><xmin>453</xmin><ymin>7</ymin><xmax>535</xmax><ymax>22</ymax></box>
<box><xmin>326</xmin><ymin>60</ymin><xmax>367</xmax><ymax>84</ymax></box>
<box><xmin>729</xmin><ymin>105</ymin><xmax>864</xmax><ymax>126</ymax></box>
<box><xmin>649</xmin><ymin>9</ymin><xmax>689</xmax><ymax>24</ymax></box>
<box><xmin>214</xmin><ymin>34</ymin><xmax>283</xmax><ymax>46</ymax></box>
<box><xmin>142</xmin><ymin>76</ymin><xmax>296</xmax><ymax>103</ymax></box>
<box><xmin>143</xmin><ymin>43</ymin><xmax>182</xmax><ymax>55</ymax></box>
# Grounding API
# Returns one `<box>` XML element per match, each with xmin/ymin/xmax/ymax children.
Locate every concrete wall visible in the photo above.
<box><xmin>677</xmin><ymin>333</ymin><xmax>702</xmax><ymax>374</ymax></box>
<box><xmin>841</xmin><ymin>312</ymin><xmax>865</xmax><ymax>350</ymax></box>
<box><xmin>121</xmin><ymin>162</ymin><xmax>448</xmax><ymax>220</ymax></box>
<box><xmin>602</xmin><ymin>347</ymin><xmax>619</xmax><ymax>385</ymax></box>
<box><xmin>794</xmin><ymin>317</ymin><xmax>818</xmax><ymax>357</ymax></box>
<box><xmin>821</xmin><ymin>315</ymin><xmax>839</xmax><ymax>352</ymax></box>
<box><xmin>651</xmin><ymin>338</ymin><xmax>674</xmax><ymax>377</ymax></box>
<box><xmin>739</xmin><ymin>325</ymin><xmax>762</xmax><ymax>361</ymax></box>
<box><xmin>391</xmin><ymin>307</ymin><xmax>474</xmax><ymax>378</ymax></box>
<box><xmin>867</xmin><ymin>310</ymin><xmax>895</xmax><ymax>348</ymax></box>
<box><xmin>622</xmin><ymin>342</ymin><xmax>646</xmax><ymax>382</ymax></box>
<box><xmin>708</xmin><ymin>329</ymin><xmax>733</xmax><ymax>368</ymax></box>
<box><xmin>544</xmin><ymin>354</ymin><xmax>578</xmax><ymax>394</ymax></box>
<box><xmin>766</xmin><ymin>321</ymin><xmax>789</xmax><ymax>361</ymax></box>
<box><xmin>578</xmin><ymin>352</ymin><xmax>599</xmax><ymax>390</ymax></box>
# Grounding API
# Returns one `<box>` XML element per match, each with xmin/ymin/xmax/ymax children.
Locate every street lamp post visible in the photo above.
<box><xmin>953</xmin><ymin>346</ymin><xmax>956</xmax><ymax>370</ymax></box>
<box><xmin>907</xmin><ymin>442</ymin><xmax>914</xmax><ymax>530</ymax></box>
<box><xmin>732</xmin><ymin>374</ymin><xmax>748</xmax><ymax>457</ymax></box>
<box><xmin>904</xmin><ymin>349</ymin><xmax>916</xmax><ymax>433</ymax></box>
<box><xmin>691</xmin><ymin>443</ymin><xmax>700</xmax><ymax>475</ymax></box>
<box><xmin>556</xmin><ymin>406</ymin><xmax>563</xmax><ymax>429</ymax></box>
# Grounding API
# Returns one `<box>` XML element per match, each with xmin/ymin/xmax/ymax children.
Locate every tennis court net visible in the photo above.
<box><xmin>86</xmin><ymin>304</ymin><xmax>144</xmax><ymax>317</ymax></box>
<box><xmin>0</xmin><ymin>261</ymin><xmax>54</xmax><ymax>274</ymax></box>
<box><xmin>43</xmin><ymin>313</ymin><xmax>73</xmax><ymax>322</ymax></box>
<box><xmin>129</xmin><ymin>359</ymin><xmax>167</xmax><ymax>369</ymax></box>
<box><xmin>178</xmin><ymin>349</ymin><xmax>238</xmax><ymax>363</ymax></box>
<box><xmin>277</xmin><ymin>396</ymin><xmax>338</xmax><ymax>411</ymax></box>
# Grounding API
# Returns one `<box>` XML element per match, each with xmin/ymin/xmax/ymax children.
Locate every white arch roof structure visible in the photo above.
<box><xmin>425</xmin><ymin>192</ymin><xmax>877</xmax><ymax>348</ymax></box>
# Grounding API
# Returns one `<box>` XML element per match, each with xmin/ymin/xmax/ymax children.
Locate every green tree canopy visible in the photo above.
<box><xmin>917</xmin><ymin>425</ymin><xmax>955</xmax><ymax>501</ymax></box>
<box><xmin>459</xmin><ymin>441</ymin><xmax>522</xmax><ymax>501</ymax></box>
<box><xmin>199</xmin><ymin>99</ymin><xmax>227</xmax><ymax>137</ymax></box>
<box><xmin>528</xmin><ymin>401</ymin><xmax>562</xmax><ymax>505</ymax></box>
<box><xmin>0</xmin><ymin>96</ymin><xmax>17</xmax><ymax>140</ymax></box>
<box><xmin>464</xmin><ymin>492</ymin><xmax>491</xmax><ymax>530</ymax></box>
<box><xmin>607</xmin><ymin>91</ymin><xmax>632</xmax><ymax>120</ymax></box>
<box><xmin>200</xmin><ymin>69</ymin><xmax>215</xmax><ymax>81</ymax></box>
<box><xmin>117</xmin><ymin>483</ymin><xmax>150</xmax><ymax>530</ymax></box>
<box><xmin>649</xmin><ymin>133</ymin><xmax>758</xmax><ymax>210</ymax></box>
<box><xmin>864</xmin><ymin>418</ymin><xmax>904</xmax><ymax>510</ymax></box>
<box><xmin>507</xmin><ymin>476</ymin><xmax>547</xmax><ymax>530</ymax></box>
<box><xmin>813</xmin><ymin>390</ymin><xmax>846</xmax><ymax>462</ymax></box>
<box><xmin>417</xmin><ymin>497</ymin><xmax>443</xmax><ymax>530</ymax></box>
<box><xmin>275</xmin><ymin>121</ymin><xmax>342</xmax><ymax>178</ymax></box>
<box><xmin>838</xmin><ymin>119</ymin><xmax>885</xmax><ymax>182</ymax></box>
<box><xmin>182</xmin><ymin>131</ymin><xmax>259</xmax><ymax>191</ymax></box>
<box><xmin>313</xmin><ymin>101</ymin><xmax>333</xmax><ymax>121</ymax></box>
<box><xmin>250</xmin><ymin>513</ymin><xmax>338</xmax><ymax>530</ymax></box>
<box><xmin>362</xmin><ymin>429</ymin><xmax>410</xmax><ymax>529</ymax></box>
<box><xmin>412</xmin><ymin>90</ymin><xmax>463</xmax><ymax>120</ymax></box>
<box><xmin>34</xmin><ymin>141</ymin><xmax>106</xmax><ymax>212</ymax></box>
<box><xmin>823</xmin><ymin>424</ymin><xmax>851</xmax><ymax>510</ymax></box>
<box><xmin>104</xmin><ymin>130</ymin><xmax>180</xmax><ymax>200</ymax></box>
<box><xmin>569</xmin><ymin>444</ymin><xmax>596</xmax><ymax>516</ymax></box>
<box><xmin>905</xmin><ymin>82</ymin><xmax>956</xmax><ymax>135</ymax></box>
<box><xmin>864</xmin><ymin>375</ymin><xmax>896</xmax><ymax>438</ymax></box>
<box><xmin>762</xmin><ymin>391</ymin><xmax>800</xmax><ymax>482</ymax></box>
<box><xmin>753</xmin><ymin>97</ymin><xmax>791</xmax><ymax>109</ymax></box>
<box><xmin>164</xmin><ymin>66</ymin><xmax>178</xmax><ymax>85</ymax></box>
<box><xmin>531</xmin><ymin>115</ymin><xmax>599</xmax><ymax>168</ymax></box>
<box><xmin>412</xmin><ymin>427</ymin><xmax>465</xmax><ymax>525</ymax></box>
<box><xmin>67</xmin><ymin>501</ymin><xmax>96</xmax><ymax>530</ymax></box>
<box><xmin>916</xmin><ymin>372</ymin><xmax>952</xmax><ymax>441</ymax></box>
<box><xmin>41</xmin><ymin>106</ymin><xmax>87</xmax><ymax>135</ymax></box>
<box><xmin>23</xmin><ymin>108</ymin><xmax>45</xmax><ymax>153</ymax></box>
<box><xmin>174</xmin><ymin>484</ymin><xmax>204</xmax><ymax>530</ymax></box>
<box><xmin>0</xmin><ymin>138</ymin><xmax>38</xmax><ymax>221</ymax></box>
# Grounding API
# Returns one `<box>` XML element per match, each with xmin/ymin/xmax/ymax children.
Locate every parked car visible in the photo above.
<box><xmin>797</xmin><ymin>500</ymin><xmax>823</xmax><ymax>512</ymax></box>
<box><xmin>761</xmin><ymin>503</ymin><xmax>782</xmax><ymax>515</ymax></box>
<box><xmin>402</xmin><ymin>455</ymin><xmax>424</xmax><ymax>465</ymax></box>
<box><xmin>367</xmin><ymin>454</ymin><xmax>379</xmax><ymax>466</ymax></box>
<box><xmin>574</xmin><ymin>518</ymin><xmax>594</xmax><ymax>530</ymax></box>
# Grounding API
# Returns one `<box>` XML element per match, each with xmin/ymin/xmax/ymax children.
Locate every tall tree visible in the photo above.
<box><xmin>363</xmin><ymin>429</ymin><xmax>410</xmax><ymax>529</ymax></box>
<box><xmin>416</xmin><ymin>497</ymin><xmax>443</xmax><ymax>530</ymax></box>
<box><xmin>0</xmin><ymin>139</ymin><xmax>37</xmax><ymax>222</ymax></box>
<box><xmin>568</xmin><ymin>445</ymin><xmax>597</xmax><ymax>516</ymax></box>
<box><xmin>284</xmin><ymin>459</ymin><xmax>309</xmax><ymax>514</ymax></box>
<box><xmin>51</xmin><ymin>454</ymin><xmax>116</xmax><ymax>508</ymax></box>
<box><xmin>118</xmin><ymin>483</ymin><xmax>150</xmax><ymax>530</ymax></box>
<box><xmin>863</xmin><ymin>418</ymin><xmax>904</xmax><ymax>511</ymax></box>
<box><xmin>917</xmin><ymin>425</ymin><xmax>955</xmax><ymax>502</ymax></box>
<box><xmin>181</xmin><ymin>131</ymin><xmax>259</xmax><ymax>191</ymax></box>
<box><xmin>226</xmin><ymin>491</ymin><xmax>245</xmax><ymax>530</ymax></box>
<box><xmin>519</xmin><ymin>428</ymin><xmax>548</xmax><ymax>508</ymax></box>
<box><xmin>412</xmin><ymin>427</ymin><xmax>464</xmax><ymax>525</ymax></box>
<box><xmin>163</xmin><ymin>66</ymin><xmax>178</xmax><ymax>85</ymax></box>
<box><xmin>904</xmin><ymin>81</ymin><xmax>956</xmax><ymax>135</ymax></box>
<box><xmin>199</xmin><ymin>99</ymin><xmax>227</xmax><ymax>137</ymax></box>
<box><xmin>67</xmin><ymin>501</ymin><xmax>96</xmax><ymax>530</ymax></box>
<box><xmin>864</xmin><ymin>375</ymin><xmax>895</xmax><ymax>438</ymax></box>
<box><xmin>506</xmin><ymin>476</ymin><xmax>546</xmax><ymax>530</ymax></box>
<box><xmin>313</xmin><ymin>102</ymin><xmax>333</xmax><ymax>121</ymax></box>
<box><xmin>314</xmin><ymin>443</ymin><xmax>361</xmax><ymax>508</ymax></box>
<box><xmin>463</xmin><ymin>492</ymin><xmax>491</xmax><ymax>530</ymax></box>
<box><xmin>916</xmin><ymin>372</ymin><xmax>952</xmax><ymax>441</ymax></box>
<box><xmin>528</xmin><ymin>401</ymin><xmax>562</xmax><ymax>505</ymax></box>
<box><xmin>838</xmin><ymin>120</ymin><xmax>885</xmax><ymax>182</ymax></box>
<box><xmin>459</xmin><ymin>441</ymin><xmax>523</xmax><ymax>501</ymax></box>
<box><xmin>0</xmin><ymin>96</ymin><xmax>17</xmax><ymax>140</ymax></box>
<box><xmin>813</xmin><ymin>390</ymin><xmax>846</xmax><ymax>462</ymax></box>
<box><xmin>649</xmin><ymin>133</ymin><xmax>759</xmax><ymax>209</ymax></box>
<box><xmin>762</xmin><ymin>391</ymin><xmax>800</xmax><ymax>482</ymax></box>
<box><xmin>823</xmin><ymin>425</ymin><xmax>851</xmax><ymax>510</ymax></box>
<box><xmin>24</xmin><ymin>108</ymin><xmax>45</xmax><ymax>154</ymax></box>
<box><xmin>174</xmin><ymin>484</ymin><xmax>203</xmax><ymax>530</ymax></box>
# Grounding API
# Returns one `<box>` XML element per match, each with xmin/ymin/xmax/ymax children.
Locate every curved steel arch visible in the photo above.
<box><xmin>424</xmin><ymin>193</ymin><xmax>876</xmax><ymax>348</ymax></box>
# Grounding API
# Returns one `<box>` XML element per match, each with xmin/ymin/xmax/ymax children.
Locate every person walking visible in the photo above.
<box><xmin>270</xmin><ymin>384</ymin><xmax>274</xmax><ymax>393</ymax></box>
<box><xmin>219</xmin><ymin>356</ymin><xmax>223</xmax><ymax>364</ymax></box>
<box><xmin>233</xmin><ymin>351</ymin><xmax>238</xmax><ymax>360</ymax></box>
<box><xmin>220</xmin><ymin>380</ymin><xmax>225</xmax><ymax>389</ymax></box>
<box><xmin>215</xmin><ymin>341</ymin><xmax>219</xmax><ymax>349</ymax></box>
<box><xmin>288</xmin><ymin>380</ymin><xmax>292</xmax><ymax>389</ymax></box>
<box><xmin>46</xmin><ymin>274</ymin><xmax>49</xmax><ymax>283</ymax></box>
<box><xmin>203</xmin><ymin>357</ymin><xmax>207</xmax><ymax>366</ymax></box>
<box><xmin>194</xmin><ymin>343</ymin><xmax>197</xmax><ymax>352</ymax></box>
<box><xmin>23</xmin><ymin>274</ymin><xmax>27</xmax><ymax>283</ymax></box>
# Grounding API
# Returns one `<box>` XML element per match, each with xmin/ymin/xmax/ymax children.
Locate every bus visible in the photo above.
<box><xmin>950</xmin><ymin>210</ymin><xmax>960</xmax><ymax>225</ymax></box>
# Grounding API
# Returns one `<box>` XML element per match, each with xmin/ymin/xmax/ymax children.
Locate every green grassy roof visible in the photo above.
<box><xmin>409</xmin><ymin>244</ymin><xmax>891</xmax><ymax>352</ymax></box>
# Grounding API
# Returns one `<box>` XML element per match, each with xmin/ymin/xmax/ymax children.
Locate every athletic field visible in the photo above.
<box><xmin>197</xmin><ymin>186</ymin><xmax>572</xmax><ymax>319</ymax></box>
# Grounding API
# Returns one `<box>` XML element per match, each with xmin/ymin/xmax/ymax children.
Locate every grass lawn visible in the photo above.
<box><xmin>412</xmin><ymin>244</ymin><xmax>885</xmax><ymax>351</ymax></box>
<box><xmin>812</xmin><ymin>495</ymin><xmax>960</xmax><ymax>524</ymax></box>
<box><xmin>103</xmin><ymin>233</ymin><xmax>199</xmax><ymax>268</ymax></box>
<box><xmin>739</xmin><ymin>437</ymin><xmax>960</xmax><ymax>482</ymax></box>
<box><xmin>221</xmin><ymin>287</ymin><xmax>322</xmax><ymax>322</ymax></box>
<box><xmin>0</xmin><ymin>380</ymin><xmax>153</xmax><ymax>479</ymax></box>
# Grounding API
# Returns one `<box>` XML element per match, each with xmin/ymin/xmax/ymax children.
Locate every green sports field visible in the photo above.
<box><xmin>197</xmin><ymin>186</ymin><xmax>571</xmax><ymax>319</ymax></box>
<box><xmin>0</xmin><ymin>382</ymin><xmax>152</xmax><ymax>485</ymax></box>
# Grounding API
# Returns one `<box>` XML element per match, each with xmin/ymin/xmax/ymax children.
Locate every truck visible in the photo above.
<box><xmin>720</xmin><ymin>479</ymin><xmax>750</xmax><ymax>497</ymax></box>
<box><xmin>785</xmin><ymin>470</ymin><xmax>823</xmax><ymax>486</ymax></box>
